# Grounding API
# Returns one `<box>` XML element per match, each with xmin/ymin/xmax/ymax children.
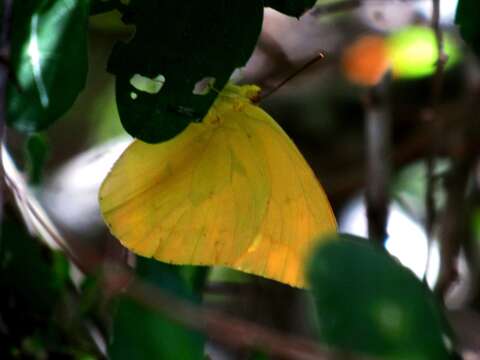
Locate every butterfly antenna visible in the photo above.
<box><xmin>259</xmin><ymin>52</ymin><xmax>325</xmax><ymax>102</ymax></box>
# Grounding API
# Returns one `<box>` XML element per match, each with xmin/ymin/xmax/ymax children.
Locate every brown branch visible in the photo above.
<box><xmin>365</xmin><ymin>75</ymin><xmax>392</xmax><ymax>245</ymax></box>
<box><xmin>425</xmin><ymin>0</ymin><xmax>448</xmax><ymax>239</ymax></box>
<box><xmin>433</xmin><ymin>99</ymin><xmax>480</xmax><ymax>297</ymax></box>
<box><xmin>433</xmin><ymin>149</ymin><xmax>476</xmax><ymax>297</ymax></box>
<box><xmin>427</xmin><ymin>0</ymin><xmax>459</xmax><ymax>297</ymax></box>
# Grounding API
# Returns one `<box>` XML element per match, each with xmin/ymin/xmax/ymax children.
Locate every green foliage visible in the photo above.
<box><xmin>387</xmin><ymin>26</ymin><xmax>461</xmax><ymax>79</ymax></box>
<box><xmin>25</xmin><ymin>133</ymin><xmax>49</xmax><ymax>184</ymax></box>
<box><xmin>0</xmin><ymin>215</ymin><xmax>68</xmax><ymax>314</ymax></box>
<box><xmin>108</xmin><ymin>0</ymin><xmax>263</xmax><ymax>143</ymax></box>
<box><xmin>2</xmin><ymin>0</ymin><xmax>469</xmax><ymax>358</ymax></box>
<box><xmin>90</xmin><ymin>0</ymin><xmax>119</xmax><ymax>15</ymax></box>
<box><xmin>7</xmin><ymin>0</ymin><xmax>90</xmax><ymax>133</ymax></box>
<box><xmin>0</xmin><ymin>213</ymin><xmax>94</xmax><ymax>359</ymax></box>
<box><xmin>455</xmin><ymin>0</ymin><xmax>480</xmax><ymax>56</ymax></box>
<box><xmin>108</xmin><ymin>258</ymin><xmax>205</xmax><ymax>359</ymax></box>
<box><xmin>308</xmin><ymin>234</ymin><xmax>454</xmax><ymax>360</ymax></box>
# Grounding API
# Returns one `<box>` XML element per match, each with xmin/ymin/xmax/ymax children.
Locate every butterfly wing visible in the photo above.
<box><xmin>99</xmin><ymin>115</ymin><xmax>271</xmax><ymax>264</ymax></box>
<box><xmin>99</xmin><ymin>92</ymin><xmax>336</xmax><ymax>288</ymax></box>
<box><xmin>229</xmin><ymin>103</ymin><xmax>337</xmax><ymax>287</ymax></box>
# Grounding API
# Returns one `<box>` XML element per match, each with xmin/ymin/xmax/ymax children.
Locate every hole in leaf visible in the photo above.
<box><xmin>130</xmin><ymin>74</ymin><xmax>166</xmax><ymax>94</ymax></box>
<box><xmin>193</xmin><ymin>77</ymin><xmax>216</xmax><ymax>95</ymax></box>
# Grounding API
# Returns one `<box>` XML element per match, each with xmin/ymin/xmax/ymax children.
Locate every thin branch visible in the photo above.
<box><xmin>365</xmin><ymin>75</ymin><xmax>392</xmax><ymax>245</ymax></box>
<box><xmin>425</xmin><ymin>0</ymin><xmax>447</xmax><ymax>238</ymax></box>
<box><xmin>433</xmin><ymin>99</ymin><xmax>480</xmax><ymax>297</ymax></box>
<box><xmin>426</xmin><ymin>0</ymin><xmax>453</xmax><ymax>295</ymax></box>
<box><xmin>433</xmin><ymin>158</ymin><xmax>472</xmax><ymax>297</ymax></box>
<box><xmin>259</xmin><ymin>53</ymin><xmax>325</xmax><ymax>101</ymax></box>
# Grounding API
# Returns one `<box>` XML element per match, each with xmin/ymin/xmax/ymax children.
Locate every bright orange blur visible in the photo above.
<box><xmin>342</xmin><ymin>35</ymin><xmax>390</xmax><ymax>86</ymax></box>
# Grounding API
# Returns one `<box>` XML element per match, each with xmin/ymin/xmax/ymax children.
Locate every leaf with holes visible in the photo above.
<box><xmin>7</xmin><ymin>0</ymin><xmax>89</xmax><ymax>132</ymax></box>
<box><xmin>108</xmin><ymin>0</ymin><xmax>263</xmax><ymax>143</ymax></box>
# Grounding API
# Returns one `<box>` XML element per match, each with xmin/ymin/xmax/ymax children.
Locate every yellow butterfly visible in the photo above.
<box><xmin>99</xmin><ymin>84</ymin><xmax>336</xmax><ymax>288</ymax></box>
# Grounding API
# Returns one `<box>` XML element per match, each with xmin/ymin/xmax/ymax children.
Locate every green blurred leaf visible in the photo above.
<box><xmin>308</xmin><ymin>234</ymin><xmax>454</xmax><ymax>360</ymax></box>
<box><xmin>108</xmin><ymin>258</ymin><xmax>205</xmax><ymax>359</ymax></box>
<box><xmin>0</xmin><ymin>213</ymin><xmax>71</xmax><ymax>358</ymax></box>
<box><xmin>264</xmin><ymin>0</ymin><xmax>315</xmax><ymax>17</ymax></box>
<box><xmin>472</xmin><ymin>208</ymin><xmax>480</xmax><ymax>242</ymax></box>
<box><xmin>455</xmin><ymin>0</ymin><xmax>480</xmax><ymax>56</ymax></box>
<box><xmin>90</xmin><ymin>0</ymin><xmax>118</xmax><ymax>15</ymax></box>
<box><xmin>180</xmin><ymin>265</ymin><xmax>209</xmax><ymax>296</ymax></box>
<box><xmin>25</xmin><ymin>133</ymin><xmax>49</xmax><ymax>184</ymax></box>
<box><xmin>7</xmin><ymin>0</ymin><xmax>89</xmax><ymax>132</ymax></box>
<box><xmin>249</xmin><ymin>350</ymin><xmax>270</xmax><ymax>360</ymax></box>
<box><xmin>108</xmin><ymin>0</ymin><xmax>263</xmax><ymax>143</ymax></box>
<box><xmin>0</xmin><ymin>215</ymin><xmax>68</xmax><ymax>313</ymax></box>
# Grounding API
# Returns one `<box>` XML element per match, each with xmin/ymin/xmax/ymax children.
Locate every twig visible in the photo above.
<box><xmin>433</xmin><ymin>144</ymin><xmax>477</xmax><ymax>297</ymax></box>
<box><xmin>426</xmin><ymin>0</ymin><xmax>451</xmax><ymax>294</ymax></box>
<box><xmin>433</xmin><ymin>97</ymin><xmax>480</xmax><ymax>297</ymax></box>
<box><xmin>365</xmin><ymin>74</ymin><xmax>392</xmax><ymax>245</ymax></box>
<box><xmin>425</xmin><ymin>0</ymin><xmax>447</xmax><ymax>237</ymax></box>
<box><xmin>259</xmin><ymin>53</ymin><xmax>325</xmax><ymax>101</ymax></box>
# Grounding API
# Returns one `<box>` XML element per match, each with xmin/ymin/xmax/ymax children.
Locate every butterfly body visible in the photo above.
<box><xmin>100</xmin><ymin>84</ymin><xmax>336</xmax><ymax>287</ymax></box>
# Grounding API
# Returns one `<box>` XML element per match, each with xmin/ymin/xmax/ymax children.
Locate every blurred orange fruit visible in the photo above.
<box><xmin>342</xmin><ymin>35</ymin><xmax>390</xmax><ymax>86</ymax></box>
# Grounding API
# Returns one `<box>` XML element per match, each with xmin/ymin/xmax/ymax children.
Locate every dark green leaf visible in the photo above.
<box><xmin>7</xmin><ymin>0</ymin><xmax>90</xmax><ymax>132</ymax></box>
<box><xmin>90</xmin><ymin>0</ymin><xmax>117</xmax><ymax>15</ymax></box>
<box><xmin>0</xmin><ymin>213</ymin><xmax>70</xmax><ymax>358</ymax></box>
<box><xmin>108</xmin><ymin>258</ymin><xmax>205</xmax><ymax>359</ymax></box>
<box><xmin>108</xmin><ymin>0</ymin><xmax>263</xmax><ymax>143</ymax></box>
<box><xmin>249</xmin><ymin>350</ymin><xmax>270</xmax><ymax>360</ymax></box>
<box><xmin>0</xmin><ymin>214</ymin><xmax>68</xmax><ymax>313</ymax></box>
<box><xmin>264</xmin><ymin>0</ymin><xmax>316</xmax><ymax>17</ymax></box>
<box><xmin>25</xmin><ymin>133</ymin><xmax>49</xmax><ymax>184</ymax></box>
<box><xmin>455</xmin><ymin>0</ymin><xmax>480</xmax><ymax>56</ymax></box>
<box><xmin>307</xmin><ymin>234</ymin><xmax>454</xmax><ymax>359</ymax></box>
<box><xmin>180</xmin><ymin>265</ymin><xmax>209</xmax><ymax>296</ymax></box>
